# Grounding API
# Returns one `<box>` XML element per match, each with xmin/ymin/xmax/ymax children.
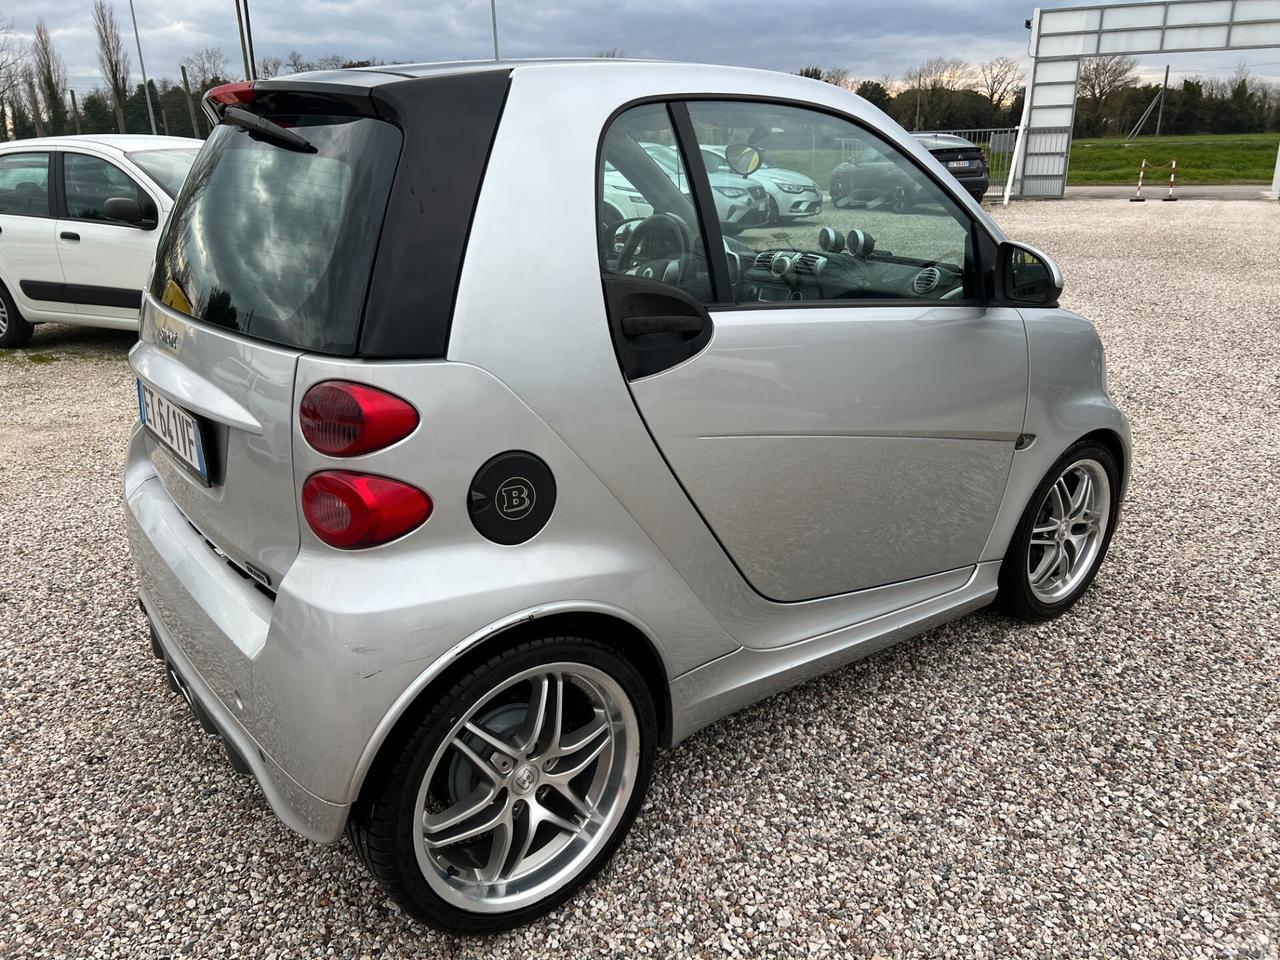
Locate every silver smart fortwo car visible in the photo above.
<box><xmin>125</xmin><ymin>60</ymin><xmax>1130</xmax><ymax>933</ymax></box>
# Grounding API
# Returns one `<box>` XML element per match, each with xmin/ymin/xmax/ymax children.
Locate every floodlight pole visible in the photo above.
<box><xmin>1270</xmin><ymin>140</ymin><xmax>1279</xmax><ymax>200</ymax></box>
<box><xmin>127</xmin><ymin>0</ymin><xmax>158</xmax><ymax>135</ymax></box>
<box><xmin>490</xmin><ymin>0</ymin><xmax>500</xmax><ymax>60</ymax></box>
<box><xmin>1155</xmin><ymin>64</ymin><xmax>1169</xmax><ymax>138</ymax></box>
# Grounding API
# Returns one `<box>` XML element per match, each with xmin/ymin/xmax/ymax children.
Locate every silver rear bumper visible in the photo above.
<box><xmin>126</xmin><ymin>432</ymin><xmax>349</xmax><ymax>843</ymax></box>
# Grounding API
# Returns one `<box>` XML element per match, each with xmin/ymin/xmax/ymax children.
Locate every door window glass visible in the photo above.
<box><xmin>685</xmin><ymin>101</ymin><xmax>976</xmax><ymax>304</ymax></box>
<box><xmin>63</xmin><ymin>153</ymin><xmax>147</xmax><ymax>221</ymax></box>
<box><xmin>598</xmin><ymin>103</ymin><xmax>713</xmax><ymax>304</ymax></box>
<box><xmin>0</xmin><ymin>153</ymin><xmax>50</xmax><ymax>217</ymax></box>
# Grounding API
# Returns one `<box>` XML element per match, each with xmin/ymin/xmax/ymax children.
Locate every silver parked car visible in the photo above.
<box><xmin>699</xmin><ymin>143</ymin><xmax>822</xmax><ymax>223</ymax></box>
<box><xmin>126</xmin><ymin>61</ymin><xmax>1130</xmax><ymax>933</ymax></box>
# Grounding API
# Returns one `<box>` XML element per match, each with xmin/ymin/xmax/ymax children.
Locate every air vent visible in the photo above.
<box><xmin>793</xmin><ymin>253</ymin><xmax>826</xmax><ymax>276</ymax></box>
<box><xmin>752</xmin><ymin>251</ymin><xmax>774</xmax><ymax>271</ymax></box>
<box><xmin>912</xmin><ymin>266</ymin><xmax>941</xmax><ymax>294</ymax></box>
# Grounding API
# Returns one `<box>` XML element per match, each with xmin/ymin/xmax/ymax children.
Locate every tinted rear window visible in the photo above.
<box><xmin>150</xmin><ymin>115</ymin><xmax>401</xmax><ymax>354</ymax></box>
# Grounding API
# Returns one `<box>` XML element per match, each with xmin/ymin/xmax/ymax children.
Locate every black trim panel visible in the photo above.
<box><xmin>19</xmin><ymin>280</ymin><xmax>141</xmax><ymax>309</ymax></box>
<box><xmin>358</xmin><ymin>70</ymin><xmax>511</xmax><ymax>358</ymax></box>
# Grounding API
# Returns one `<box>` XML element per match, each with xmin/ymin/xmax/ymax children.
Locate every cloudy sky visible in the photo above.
<box><xmin>9</xmin><ymin>0</ymin><xmax>1280</xmax><ymax>95</ymax></box>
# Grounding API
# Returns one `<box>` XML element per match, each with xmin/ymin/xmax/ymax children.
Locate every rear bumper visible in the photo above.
<box><xmin>125</xmin><ymin>426</ymin><xmax>351</xmax><ymax>842</ymax></box>
<box><xmin>140</xmin><ymin>587</ymin><xmax>349</xmax><ymax>842</ymax></box>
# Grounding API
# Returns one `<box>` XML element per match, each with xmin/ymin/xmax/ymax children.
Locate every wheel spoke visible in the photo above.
<box><xmin>425</xmin><ymin>796</ymin><xmax>508</xmax><ymax>849</ymax></box>
<box><xmin>450</xmin><ymin>735</ymin><xmax>504</xmax><ymax>785</ymax></box>
<box><xmin>538</xmin><ymin>804</ymin><xmax>586</xmax><ymax>838</ymax></box>
<box><xmin>518</xmin><ymin>674</ymin><xmax>551</xmax><ymax>754</ymax></box>
<box><xmin>1050</xmin><ymin>478</ymin><xmax>1069</xmax><ymax>520</ymax></box>
<box><xmin>477</xmin><ymin>814</ymin><xmax>515</xmax><ymax>882</ymax></box>
<box><xmin>501</xmin><ymin>803</ymin><xmax>538</xmax><ymax>881</ymax></box>
<box><xmin>424</xmin><ymin>784</ymin><xmax>499</xmax><ymax>834</ymax></box>
<box><xmin>1069</xmin><ymin>471</ymin><xmax>1092</xmax><ymax>519</ymax></box>
<box><xmin>547</xmin><ymin>716</ymin><xmax>611</xmax><ymax>783</ymax></box>
<box><xmin>463</xmin><ymin>721</ymin><xmax>521</xmax><ymax>761</ymax></box>
<box><xmin>1029</xmin><ymin>544</ymin><xmax>1060</xmax><ymax>586</ymax></box>
<box><xmin>551</xmin><ymin>781</ymin><xmax>594</xmax><ymax>819</ymax></box>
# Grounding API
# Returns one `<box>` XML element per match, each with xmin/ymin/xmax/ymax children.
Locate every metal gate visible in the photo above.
<box><xmin>915</xmin><ymin>127</ymin><xmax>1019</xmax><ymax>200</ymax></box>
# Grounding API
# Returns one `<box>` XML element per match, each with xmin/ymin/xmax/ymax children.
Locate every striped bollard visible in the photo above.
<box><xmin>1163</xmin><ymin>158</ymin><xmax>1178</xmax><ymax>201</ymax></box>
<box><xmin>1129</xmin><ymin>159</ymin><xmax>1146</xmax><ymax>202</ymax></box>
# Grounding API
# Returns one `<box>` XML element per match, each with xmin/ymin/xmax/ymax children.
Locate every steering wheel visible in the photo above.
<box><xmin>617</xmin><ymin>212</ymin><xmax>692</xmax><ymax>284</ymax></box>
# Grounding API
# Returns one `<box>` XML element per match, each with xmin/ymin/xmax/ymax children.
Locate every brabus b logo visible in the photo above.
<box><xmin>496</xmin><ymin>477</ymin><xmax>535</xmax><ymax>520</ymax></box>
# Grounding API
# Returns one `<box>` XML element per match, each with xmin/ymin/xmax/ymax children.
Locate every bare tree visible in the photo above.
<box><xmin>822</xmin><ymin>67</ymin><xmax>856</xmax><ymax>90</ymax></box>
<box><xmin>595</xmin><ymin>48</ymin><xmax>625</xmax><ymax>58</ymax></box>
<box><xmin>257</xmin><ymin>55</ymin><xmax>284</xmax><ymax>78</ymax></box>
<box><xmin>183</xmin><ymin>46</ymin><xmax>230</xmax><ymax>90</ymax></box>
<box><xmin>311</xmin><ymin>54</ymin><xmax>347</xmax><ymax>70</ymax></box>
<box><xmin>0</xmin><ymin>16</ymin><xmax>25</xmax><ymax>138</ymax></box>
<box><xmin>285</xmin><ymin>50</ymin><xmax>310</xmax><ymax>75</ymax></box>
<box><xmin>31</xmin><ymin>19</ymin><xmax>68</xmax><ymax>135</ymax></box>
<box><xmin>978</xmin><ymin>56</ymin><xmax>1022</xmax><ymax>107</ymax></box>
<box><xmin>22</xmin><ymin>66</ymin><xmax>45</xmax><ymax>137</ymax></box>
<box><xmin>93</xmin><ymin>0</ymin><xmax>130</xmax><ymax>133</ymax></box>
<box><xmin>902</xmin><ymin>57</ymin><xmax>971</xmax><ymax>128</ymax></box>
<box><xmin>1078</xmin><ymin>54</ymin><xmax>1137</xmax><ymax>106</ymax></box>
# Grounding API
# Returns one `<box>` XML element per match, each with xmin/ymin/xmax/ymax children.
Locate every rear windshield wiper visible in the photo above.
<box><xmin>223</xmin><ymin>106</ymin><xmax>317</xmax><ymax>154</ymax></box>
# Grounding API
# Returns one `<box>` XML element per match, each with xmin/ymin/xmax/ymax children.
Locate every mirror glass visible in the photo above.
<box><xmin>1006</xmin><ymin>246</ymin><xmax>1055</xmax><ymax>304</ymax></box>
<box><xmin>723</xmin><ymin>143</ymin><xmax>762</xmax><ymax>177</ymax></box>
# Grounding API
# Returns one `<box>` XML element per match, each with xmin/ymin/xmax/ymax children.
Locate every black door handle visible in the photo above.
<box><xmin>604</xmin><ymin>277</ymin><xmax>714</xmax><ymax>380</ymax></box>
<box><xmin>60</xmin><ymin>231</ymin><xmax>80</xmax><ymax>241</ymax></box>
<box><xmin>620</xmin><ymin>314</ymin><xmax>705</xmax><ymax>337</ymax></box>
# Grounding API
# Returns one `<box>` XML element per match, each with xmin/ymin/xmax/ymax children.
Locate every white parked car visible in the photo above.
<box><xmin>0</xmin><ymin>134</ymin><xmax>201</xmax><ymax>347</ymax></box>
<box><xmin>640</xmin><ymin>141</ymin><xmax>769</xmax><ymax>234</ymax></box>
<box><xmin>699</xmin><ymin>144</ymin><xmax>822</xmax><ymax>223</ymax></box>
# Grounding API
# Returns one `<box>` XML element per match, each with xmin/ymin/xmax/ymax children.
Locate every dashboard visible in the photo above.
<box><xmin>728</xmin><ymin>227</ymin><xmax>966</xmax><ymax>303</ymax></box>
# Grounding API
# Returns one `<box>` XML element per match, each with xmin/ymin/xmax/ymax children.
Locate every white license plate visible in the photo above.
<box><xmin>137</xmin><ymin>380</ymin><xmax>209</xmax><ymax>482</ymax></box>
<box><xmin>948</xmin><ymin>160</ymin><xmax>971</xmax><ymax>169</ymax></box>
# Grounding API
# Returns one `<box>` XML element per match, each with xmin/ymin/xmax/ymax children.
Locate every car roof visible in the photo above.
<box><xmin>0</xmin><ymin>134</ymin><xmax>203</xmax><ymax>154</ymax></box>
<box><xmin>912</xmin><ymin>133</ymin><xmax>977</xmax><ymax>149</ymax></box>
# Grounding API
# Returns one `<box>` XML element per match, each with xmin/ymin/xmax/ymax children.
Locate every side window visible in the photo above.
<box><xmin>685</xmin><ymin>101</ymin><xmax>976</xmax><ymax>304</ymax></box>
<box><xmin>598</xmin><ymin>103</ymin><xmax>713</xmax><ymax>304</ymax></box>
<box><xmin>0</xmin><ymin>153</ymin><xmax>51</xmax><ymax>217</ymax></box>
<box><xmin>63</xmin><ymin>153</ymin><xmax>147</xmax><ymax>222</ymax></box>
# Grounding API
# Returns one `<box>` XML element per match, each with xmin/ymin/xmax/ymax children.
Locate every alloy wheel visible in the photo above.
<box><xmin>1026</xmin><ymin>458</ymin><xmax>1111</xmax><ymax>604</ymax></box>
<box><xmin>0</xmin><ymin>297</ymin><xmax>8</xmax><ymax>336</ymax></box>
<box><xmin>412</xmin><ymin>663</ymin><xmax>639</xmax><ymax>913</ymax></box>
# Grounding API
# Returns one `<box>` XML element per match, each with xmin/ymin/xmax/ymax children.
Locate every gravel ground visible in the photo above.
<box><xmin>1</xmin><ymin>200</ymin><xmax>1278</xmax><ymax>959</ymax></box>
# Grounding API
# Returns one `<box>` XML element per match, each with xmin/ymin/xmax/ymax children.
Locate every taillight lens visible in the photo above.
<box><xmin>300</xmin><ymin>381</ymin><xmax>418</xmax><ymax>457</ymax></box>
<box><xmin>206</xmin><ymin>81</ymin><xmax>256</xmax><ymax>107</ymax></box>
<box><xmin>301</xmin><ymin>471</ymin><xmax>432</xmax><ymax>549</ymax></box>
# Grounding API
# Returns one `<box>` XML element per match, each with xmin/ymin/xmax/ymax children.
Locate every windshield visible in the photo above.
<box><xmin>127</xmin><ymin>148</ymin><xmax>199</xmax><ymax>197</ymax></box>
<box><xmin>150</xmin><ymin>114</ymin><xmax>402</xmax><ymax>354</ymax></box>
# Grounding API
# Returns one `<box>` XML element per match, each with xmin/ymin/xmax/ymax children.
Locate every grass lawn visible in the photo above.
<box><xmin>1068</xmin><ymin>132</ymin><xmax>1279</xmax><ymax>185</ymax></box>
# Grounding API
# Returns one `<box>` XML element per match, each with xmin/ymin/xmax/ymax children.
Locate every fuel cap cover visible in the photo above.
<box><xmin>468</xmin><ymin>451</ymin><xmax>556</xmax><ymax>545</ymax></box>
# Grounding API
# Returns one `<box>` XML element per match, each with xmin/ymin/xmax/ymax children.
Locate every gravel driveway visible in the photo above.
<box><xmin>1</xmin><ymin>200</ymin><xmax>1277</xmax><ymax>959</ymax></box>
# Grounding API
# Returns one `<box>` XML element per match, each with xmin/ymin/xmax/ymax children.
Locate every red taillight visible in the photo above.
<box><xmin>302</xmin><ymin>471</ymin><xmax>432</xmax><ymax>549</ymax></box>
<box><xmin>207</xmin><ymin>81</ymin><xmax>256</xmax><ymax>107</ymax></box>
<box><xmin>300</xmin><ymin>381</ymin><xmax>419</xmax><ymax>457</ymax></box>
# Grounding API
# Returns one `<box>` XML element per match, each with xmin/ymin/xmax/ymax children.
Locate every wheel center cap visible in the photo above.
<box><xmin>512</xmin><ymin>762</ymin><xmax>539</xmax><ymax>795</ymax></box>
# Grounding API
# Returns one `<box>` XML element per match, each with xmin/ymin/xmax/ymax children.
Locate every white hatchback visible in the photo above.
<box><xmin>0</xmin><ymin>134</ymin><xmax>201</xmax><ymax>347</ymax></box>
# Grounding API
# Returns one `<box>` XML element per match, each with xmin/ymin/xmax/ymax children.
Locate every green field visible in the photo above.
<box><xmin>1068</xmin><ymin>132</ymin><xmax>1279</xmax><ymax>185</ymax></box>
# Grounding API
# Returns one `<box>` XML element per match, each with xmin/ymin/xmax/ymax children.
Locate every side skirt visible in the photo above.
<box><xmin>667</xmin><ymin>561</ymin><xmax>1001</xmax><ymax>744</ymax></box>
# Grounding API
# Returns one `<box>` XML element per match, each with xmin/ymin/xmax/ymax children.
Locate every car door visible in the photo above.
<box><xmin>55</xmin><ymin>150</ymin><xmax>160</xmax><ymax>321</ymax></box>
<box><xmin>0</xmin><ymin>151</ymin><xmax>73</xmax><ymax>320</ymax></box>
<box><xmin>599</xmin><ymin>100</ymin><xmax>1028</xmax><ymax>603</ymax></box>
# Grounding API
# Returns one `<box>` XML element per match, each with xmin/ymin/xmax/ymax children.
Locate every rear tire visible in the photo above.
<box><xmin>996</xmin><ymin>441</ymin><xmax>1121</xmax><ymax>621</ymax></box>
<box><xmin>0</xmin><ymin>283</ymin><xmax>34</xmax><ymax>349</ymax></box>
<box><xmin>347</xmin><ymin>634</ymin><xmax>657</xmax><ymax>933</ymax></box>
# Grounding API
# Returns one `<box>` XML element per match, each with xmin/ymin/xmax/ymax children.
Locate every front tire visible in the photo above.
<box><xmin>348</xmin><ymin>634</ymin><xmax>656</xmax><ymax>933</ymax></box>
<box><xmin>0</xmin><ymin>283</ymin><xmax>34</xmax><ymax>349</ymax></box>
<box><xmin>996</xmin><ymin>441</ymin><xmax>1121</xmax><ymax>621</ymax></box>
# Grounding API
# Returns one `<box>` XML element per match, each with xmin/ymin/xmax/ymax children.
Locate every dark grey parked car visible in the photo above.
<box><xmin>914</xmin><ymin>133</ymin><xmax>989</xmax><ymax>203</ymax></box>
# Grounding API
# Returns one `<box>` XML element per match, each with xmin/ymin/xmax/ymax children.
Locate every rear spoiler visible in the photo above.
<box><xmin>201</xmin><ymin>80</ymin><xmax>382</xmax><ymax>129</ymax></box>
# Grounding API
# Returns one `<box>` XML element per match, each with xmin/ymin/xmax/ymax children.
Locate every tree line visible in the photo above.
<box><xmin>800</xmin><ymin>55</ymin><xmax>1280</xmax><ymax>136</ymax></box>
<box><xmin>0</xmin><ymin>5</ymin><xmax>381</xmax><ymax>141</ymax></box>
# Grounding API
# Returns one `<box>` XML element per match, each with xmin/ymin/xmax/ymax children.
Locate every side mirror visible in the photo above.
<box><xmin>999</xmin><ymin>241</ymin><xmax>1063</xmax><ymax>306</ymax></box>
<box><xmin>103</xmin><ymin>196</ymin><xmax>145</xmax><ymax>226</ymax></box>
<box><xmin>724</xmin><ymin>143</ymin><xmax>762</xmax><ymax>177</ymax></box>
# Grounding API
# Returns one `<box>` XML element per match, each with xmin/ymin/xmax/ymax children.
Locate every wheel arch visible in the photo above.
<box><xmin>347</xmin><ymin>604</ymin><xmax>673</xmax><ymax>812</ymax></box>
